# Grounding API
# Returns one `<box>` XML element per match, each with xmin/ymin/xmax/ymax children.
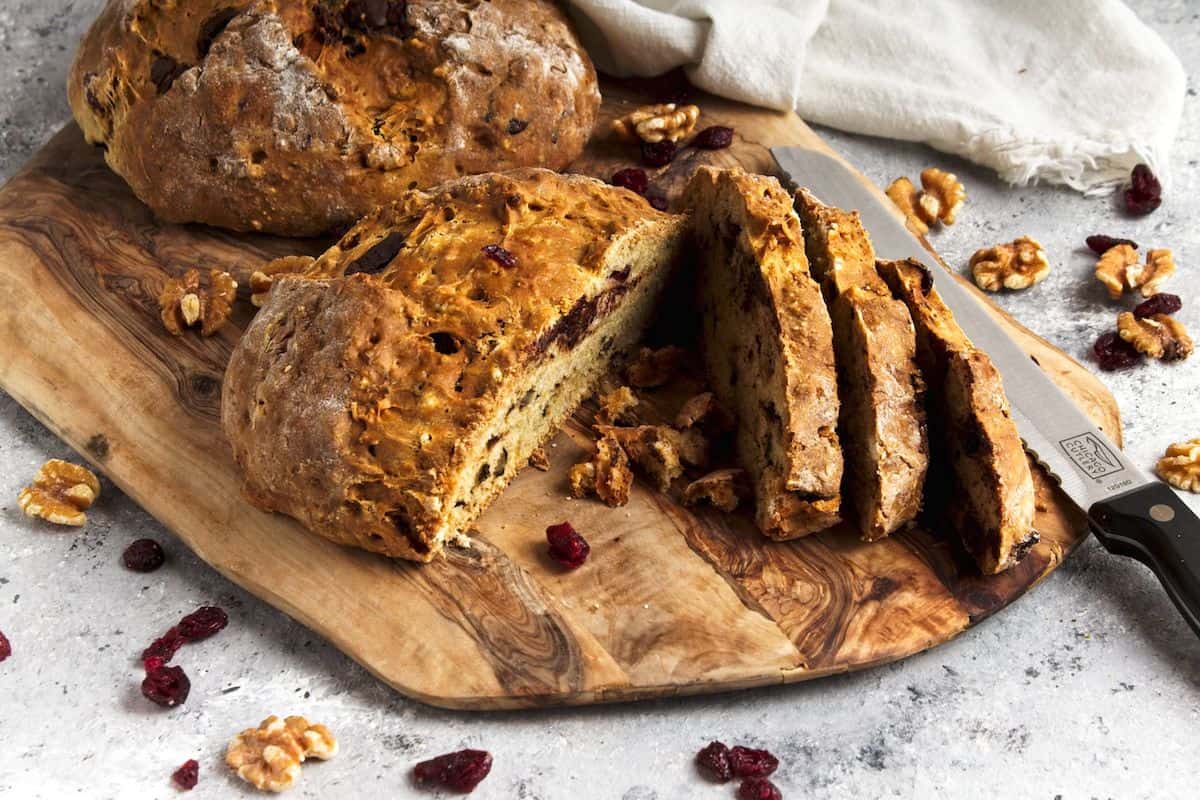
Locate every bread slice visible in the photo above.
<box><xmin>877</xmin><ymin>258</ymin><xmax>1038</xmax><ymax>573</ymax></box>
<box><xmin>222</xmin><ymin>169</ymin><xmax>688</xmax><ymax>561</ymax></box>
<box><xmin>684</xmin><ymin>167</ymin><xmax>842</xmax><ymax>539</ymax></box>
<box><xmin>793</xmin><ymin>189</ymin><xmax>928</xmax><ymax>540</ymax></box>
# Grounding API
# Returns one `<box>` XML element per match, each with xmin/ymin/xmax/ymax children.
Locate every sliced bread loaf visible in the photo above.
<box><xmin>794</xmin><ymin>189</ymin><xmax>928</xmax><ymax>540</ymax></box>
<box><xmin>684</xmin><ymin>167</ymin><xmax>842</xmax><ymax>539</ymax></box>
<box><xmin>222</xmin><ymin>169</ymin><xmax>688</xmax><ymax>561</ymax></box>
<box><xmin>877</xmin><ymin>258</ymin><xmax>1038</xmax><ymax>573</ymax></box>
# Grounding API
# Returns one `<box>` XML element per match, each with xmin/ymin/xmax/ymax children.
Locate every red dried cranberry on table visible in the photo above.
<box><xmin>1085</xmin><ymin>234</ymin><xmax>1138</xmax><ymax>255</ymax></box>
<box><xmin>178</xmin><ymin>606</ymin><xmax>229</xmax><ymax>642</ymax></box>
<box><xmin>738</xmin><ymin>776</ymin><xmax>783</xmax><ymax>800</ymax></box>
<box><xmin>172</xmin><ymin>759</ymin><xmax>200</xmax><ymax>790</ymax></box>
<box><xmin>729</xmin><ymin>745</ymin><xmax>779</xmax><ymax>778</ymax></box>
<box><xmin>1093</xmin><ymin>331</ymin><xmax>1142</xmax><ymax>371</ymax></box>
<box><xmin>692</xmin><ymin>125</ymin><xmax>734</xmax><ymax>150</ymax></box>
<box><xmin>142</xmin><ymin>627</ymin><xmax>186</xmax><ymax>668</ymax></box>
<box><xmin>142</xmin><ymin>664</ymin><xmax>191</xmax><ymax>707</ymax></box>
<box><xmin>481</xmin><ymin>244</ymin><xmax>517</xmax><ymax>269</ymax></box>
<box><xmin>413</xmin><ymin>749</ymin><xmax>493</xmax><ymax>793</ymax></box>
<box><xmin>1133</xmin><ymin>293</ymin><xmax>1182</xmax><ymax>319</ymax></box>
<box><xmin>611</xmin><ymin>167</ymin><xmax>650</xmax><ymax>195</ymax></box>
<box><xmin>546</xmin><ymin>521</ymin><xmax>590</xmax><ymax>569</ymax></box>
<box><xmin>0</xmin><ymin>628</ymin><xmax>10</xmax><ymax>662</ymax></box>
<box><xmin>1123</xmin><ymin>163</ymin><xmax>1162</xmax><ymax>215</ymax></box>
<box><xmin>696</xmin><ymin>740</ymin><xmax>733</xmax><ymax>782</ymax></box>
<box><xmin>641</xmin><ymin>140</ymin><xmax>677</xmax><ymax>168</ymax></box>
<box><xmin>122</xmin><ymin>538</ymin><xmax>165</xmax><ymax>572</ymax></box>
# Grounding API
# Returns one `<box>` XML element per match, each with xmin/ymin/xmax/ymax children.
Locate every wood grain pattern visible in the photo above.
<box><xmin>0</xmin><ymin>80</ymin><xmax>1121</xmax><ymax>709</ymax></box>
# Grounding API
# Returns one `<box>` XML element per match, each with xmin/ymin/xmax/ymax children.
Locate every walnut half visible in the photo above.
<box><xmin>226</xmin><ymin>716</ymin><xmax>337</xmax><ymax>793</ymax></box>
<box><xmin>970</xmin><ymin>236</ymin><xmax>1051</xmax><ymax>292</ymax></box>
<box><xmin>17</xmin><ymin>459</ymin><xmax>100</xmax><ymax>527</ymax></box>
<box><xmin>1117</xmin><ymin>312</ymin><xmax>1193</xmax><ymax>361</ymax></box>
<box><xmin>612</xmin><ymin>103</ymin><xmax>700</xmax><ymax>143</ymax></box>
<box><xmin>159</xmin><ymin>268</ymin><xmax>237</xmax><ymax>335</ymax></box>
<box><xmin>1157</xmin><ymin>437</ymin><xmax>1200</xmax><ymax>492</ymax></box>
<box><xmin>886</xmin><ymin>169</ymin><xmax>966</xmax><ymax>235</ymax></box>
<box><xmin>1095</xmin><ymin>245</ymin><xmax>1174</xmax><ymax>299</ymax></box>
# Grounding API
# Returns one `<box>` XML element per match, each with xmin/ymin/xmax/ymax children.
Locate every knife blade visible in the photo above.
<box><xmin>771</xmin><ymin>145</ymin><xmax>1200</xmax><ymax>636</ymax></box>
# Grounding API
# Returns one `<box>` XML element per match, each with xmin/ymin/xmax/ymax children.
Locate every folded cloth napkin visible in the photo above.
<box><xmin>566</xmin><ymin>0</ymin><xmax>1186</xmax><ymax>193</ymax></box>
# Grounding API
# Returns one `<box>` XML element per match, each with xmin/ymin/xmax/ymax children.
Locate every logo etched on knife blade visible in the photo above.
<box><xmin>1059</xmin><ymin>433</ymin><xmax>1124</xmax><ymax>480</ymax></box>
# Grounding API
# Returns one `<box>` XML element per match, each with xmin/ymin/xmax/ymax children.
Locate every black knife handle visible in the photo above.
<box><xmin>1090</xmin><ymin>482</ymin><xmax>1200</xmax><ymax>637</ymax></box>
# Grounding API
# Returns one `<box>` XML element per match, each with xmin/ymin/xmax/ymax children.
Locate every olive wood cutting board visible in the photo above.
<box><xmin>0</xmin><ymin>79</ymin><xmax>1121</xmax><ymax>709</ymax></box>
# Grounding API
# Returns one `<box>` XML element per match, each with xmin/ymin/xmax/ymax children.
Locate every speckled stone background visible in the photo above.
<box><xmin>1</xmin><ymin>2</ymin><xmax>1198</xmax><ymax>798</ymax></box>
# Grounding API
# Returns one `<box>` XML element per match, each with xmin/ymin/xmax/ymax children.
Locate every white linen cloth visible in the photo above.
<box><xmin>565</xmin><ymin>0</ymin><xmax>1186</xmax><ymax>192</ymax></box>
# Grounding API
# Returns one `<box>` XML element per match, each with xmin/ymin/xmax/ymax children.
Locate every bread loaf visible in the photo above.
<box><xmin>69</xmin><ymin>0</ymin><xmax>600</xmax><ymax>236</ymax></box>
<box><xmin>684</xmin><ymin>167</ymin><xmax>842</xmax><ymax>539</ymax></box>
<box><xmin>221</xmin><ymin>169</ymin><xmax>687</xmax><ymax>561</ymax></box>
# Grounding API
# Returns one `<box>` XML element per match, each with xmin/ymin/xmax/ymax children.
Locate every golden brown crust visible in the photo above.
<box><xmin>794</xmin><ymin>189</ymin><xmax>928</xmax><ymax>540</ymax></box>
<box><xmin>68</xmin><ymin>0</ymin><xmax>600</xmax><ymax>236</ymax></box>
<box><xmin>221</xmin><ymin>170</ymin><xmax>686</xmax><ymax>560</ymax></box>
<box><xmin>877</xmin><ymin>258</ymin><xmax>1037</xmax><ymax>574</ymax></box>
<box><xmin>685</xmin><ymin>167</ymin><xmax>842</xmax><ymax>540</ymax></box>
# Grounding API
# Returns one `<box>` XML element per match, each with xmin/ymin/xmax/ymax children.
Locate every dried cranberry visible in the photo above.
<box><xmin>1123</xmin><ymin>163</ymin><xmax>1162</xmax><ymax>215</ymax></box>
<box><xmin>178</xmin><ymin>606</ymin><xmax>228</xmax><ymax>642</ymax></box>
<box><xmin>506</xmin><ymin>118</ymin><xmax>529</xmax><ymax>135</ymax></box>
<box><xmin>143</xmin><ymin>655</ymin><xmax>165</xmax><ymax>673</ymax></box>
<box><xmin>729</xmin><ymin>746</ymin><xmax>779</xmax><ymax>778</ymax></box>
<box><xmin>142</xmin><ymin>664</ymin><xmax>191</xmax><ymax>707</ymax></box>
<box><xmin>0</xmin><ymin>629</ymin><xmax>10</xmax><ymax>662</ymax></box>
<box><xmin>142</xmin><ymin>627</ymin><xmax>185</xmax><ymax>666</ymax></box>
<box><xmin>738</xmin><ymin>777</ymin><xmax>783</xmax><ymax>800</ymax></box>
<box><xmin>481</xmin><ymin>244</ymin><xmax>517</xmax><ymax>269</ymax></box>
<box><xmin>646</xmin><ymin>192</ymin><xmax>669</xmax><ymax>211</ymax></box>
<box><xmin>122</xmin><ymin>538</ymin><xmax>165</xmax><ymax>572</ymax></box>
<box><xmin>611</xmin><ymin>167</ymin><xmax>649</xmax><ymax>195</ymax></box>
<box><xmin>1093</xmin><ymin>331</ymin><xmax>1142</xmax><ymax>371</ymax></box>
<box><xmin>641</xmin><ymin>140</ymin><xmax>677</xmax><ymax>168</ymax></box>
<box><xmin>1085</xmin><ymin>235</ymin><xmax>1138</xmax><ymax>255</ymax></box>
<box><xmin>172</xmin><ymin>759</ymin><xmax>199</xmax><ymax>790</ymax></box>
<box><xmin>1133</xmin><ymin>293</ymin><xmax>1182</xmax><ymax>318</ymax></box>
<box><xmin>696</xmin><ymin>741</ymin><xmax>733</xmax><ymax>782</ymax></box>
<box><xmin>413</xmin><ymin>749</ymin><xmax>493</xmax><ymax>793</ymax></box>
<box><xmin>546</xmin><ymin>521</ymin><xmax>590</xmax><ymax>569</ymax></box>
<box><xmin>692</xmin><ymin>125</ymin><xmax>734</xmax><ymax>150</ymax></box>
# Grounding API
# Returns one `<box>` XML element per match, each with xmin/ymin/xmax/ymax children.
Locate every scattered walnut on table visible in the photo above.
<box><xmin>250</xmin><ymin>255</ymin><xmax>316</xmax><ymax>308</ymax></box>
<box><xmin>1117</xmin><ymin>311</ymin><xmax>1193</xmax><ymax>361</ymax></box>
<box><xmin>612</xmin><ymin>103</ymin><xmax>700</xmax><ymax>143</ymax></box>
<box><xmin>226</xmin><ymin>715</ymin><xmax>337</xmax><ymax>793</ymax></box>
<box><xmin>1157</xmin><ymin>438</ymin><xmax>1200</xmax><ymax>492</ymax></box>
<box><xmin>885</xmin><ymin>176</ymin><xmax>930</xmax><ymax>236</ymax></box>
<box><xmin>682</xmin><ymin>468</ymin><xmax>750</xmax><ymax>513</ymax></box>
<box><xmin>528</xmin><ymin>447</ymin><xmax>551</xmax><ymax>472</ymax></box>
<box><xmin>17</xmin><ymin>459</ymin><xmax>100</xmax><ymax>527</ymax></box>
<box><xmin>1095</xmin><ymin>245</ymin><xmax>1174</xmax><ymax>299</ymax></box>
<box><xmin>596</xmin><ymin>385</ymin><xmax>640</xmax><ymax>426</ymax></box>
<box><xmin>159</xmin><ymin>268</ymin><xmax>238</xmax><ymax>335</ymax></box>
<box><xmin>970</xmin><ymin>235</ymin><xmax>1050</xmax><ymax>292</ymax></box>
<box><xmin>597</xmin><ymin>425</ymin><xmax>685</xmax><ymax>491</ymax></box>
<box><xmin>920</xmin><ymin>168</ymin><xmax>966</xmax><ymax>225</ymax></box>
<box><xmin>569</xmin><ymin>433</ymin><xmax>634</xmax><ymax>507</ymax></box>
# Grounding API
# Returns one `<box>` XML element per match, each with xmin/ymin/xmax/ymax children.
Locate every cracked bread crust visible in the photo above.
<box><xmin>222</xmin><ymin>170</ymin><xmax>687</xmax><ymax>560</ymax></box>
<box><xmin>877</xmin><ymin>258</ymin><xmax>1037</xmax><ymax>574</ymax></box>
<box><xmin>69</xmin><ymin>0</ymin><xmax>600</xmax><ymax>236</ymax></box>
<box><xmin>685</xmin><ymin>167</ymin><xmax>842</xmax><ymax>539</ymax></box>
<box><xmin>794</xmin><ymin>189</ymin><xmax>928</xmax><ymax>540</ymax></box>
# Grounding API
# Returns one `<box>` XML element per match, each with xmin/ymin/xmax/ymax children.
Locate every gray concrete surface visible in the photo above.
<box><xmin>1</xmin><ymin>2</ymin><xmax>1198</xmax><ymax>798</ymax></box>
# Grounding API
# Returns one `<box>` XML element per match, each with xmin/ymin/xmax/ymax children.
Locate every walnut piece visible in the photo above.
<box><xmin>226</xmin><ymin>715</ymin><xmax>337</xmax><ymax>793</ymax></box>
<box><xmin>1157</xmin><ymin>437</ymin><xmax>1200</xmax><ymax>492</ymax></box>
<box><xmin>920</xmin><ymin>168</ymin><xmax>966</xmax><ymax>225</ymax></box>
<box><xmin>250</xmin><ymin>255</ymin><xmax>316</xmax><ymax>308</ymax></box>
<box><xmin>17</xmin><ymin>459</ymin><xmax>100</xmax><ymax>527</ymax></box>
<box><xmin>970</xmin><ymin>236</ymin><xmax>1051</xmax><ymax>292</ymax></box>
<box><xmin>625</xmin><ymin>345</ymin><xmax>686</xmax><ymax>388</ymax></box>
<box><xmin>596</xmin><ymin>386</ymin><xmax>639</xmax><ymax>426</ymax></box>
<box><xmin>528</xmin><ymin>447</ymin><xmax>551</xmax><ymax>471</ymax></box>
<box><xmin>1095</xmin><ymin>245</ymin><xmax>1174</xmax><ymax>299</ymax></box>
<box><xmin>597</xmin><ymin>425</ymin><xmax>684</xmax><ymax>491</ymax></box>
<box><xmin>885</xmin><ymin>177</ymin><xmax>929</xmax><ymax>236</ymax></box>
<box><xmin>569</xmin><ymin>433</ymin><xmax>634</xmax><ymax>507</ymax></box>
<box><xmin>1117</xmin><ymin>312</ymin><xmax>1193</xmax><ymax>361</ymax></box>
<box><xmin>612</xmin><ymin>103</ymin><xmax>700</xmax><ymax>143</ymax></box>
<box><xmin>682</xmin><ymin>468</ymin><xmax>749</xmax><ymax>512</ymax></box>
<box><xmin>159</xmin><ymin>268</ymin><xmax>238</xmax><ymax>335</ymax></box>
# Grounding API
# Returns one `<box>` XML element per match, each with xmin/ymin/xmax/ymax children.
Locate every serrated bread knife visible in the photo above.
<box><xmin>772</xmin><ymin>145</ymin><xmax>1200</xmax><ymax>637</ymax></box>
